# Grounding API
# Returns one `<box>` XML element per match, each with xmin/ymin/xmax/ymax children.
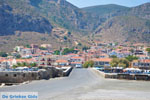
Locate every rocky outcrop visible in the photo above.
<box><xmin>0</xmin><ymin>4</ymin><xmax>53</xmax><ymax>36</ymax></box>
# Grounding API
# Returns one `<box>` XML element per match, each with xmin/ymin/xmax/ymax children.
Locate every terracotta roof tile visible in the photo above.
<box><xmin>93</xmin><ymin>58</ymin><xmax>112</xmax><ymax>62</ymax></box>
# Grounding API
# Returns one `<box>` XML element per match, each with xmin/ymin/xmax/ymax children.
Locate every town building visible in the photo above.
<box><xmin>38</xmin><ymin>56</ymin><xmax>54</xmax><ymax>67</ymax></box>
<box><xmin>132</xmin><ymin>59</ymin><xmax>150</xmax><ymax>69</ymax></box>
<box><xmin>93</xmin><ymin>58</ymin><xmax>112</xmax><ymax>67</ymax></box>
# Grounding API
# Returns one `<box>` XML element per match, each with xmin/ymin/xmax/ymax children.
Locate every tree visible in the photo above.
<box><xmin>83</xmin><ymin>60</ymin><xmax>94</xmax><ymax>68</ymax></box>
<box><xmin>0</xmin><ymin>52</ymin><xmax>8</xmax><ymax>57</ymax></box>
<box><xmin>39</xmin><ymin>47</ymin><xmax>47</xmax><ymax>50</ymax></box>
<box><xmin>129</xmin><ymin>49</ymin><xmax>134</xmax><ymax>54</ymax></box>
<box><xmin>30</xmin><ymin>63</ymin><xmax>37</xmax><ymax>67</ymax></box>
<box><xmin>22</xmin><ymin>62</ymin><xmax>28</xmax><ymax>66</ymax></box>
<box><xmin>125</xmin><ymin>55</ymin><xmax>138</xmax><ymax>62</ymax></box>
<box><xmin>110</xmin><ymin>58</ymin><xmax>129</xmax><ymax>68</ymax></box>
<box><xmin>115</xmin><ymin>42</ymin><xmax>118</xmax><ymax>46</ymax></box>
<box><xmin>78</xmin><ymin>43</ymin><xmax>82</xmax><ymax>46</ymax></box>
<box><xmin>146</xmin><ymin>48</ymin><xmax>150</xmax><ymax>53</ymax></box>
<box><xmin>125</xmin><ymin>55</ymin><xmax>138</xmax><ymax>67</ymax></box>
<box><xmin>110</xmin><ymin>55</ymin><xmax>117</xmax><ymax>58</ymax></box>
<box><xmin>82</xmin><ymin>46</ymin><xmax>90</xmax><ymax>51</ymax></box>
<box><xmin>12</xmin><ymin>65</ymin><xmax>17</xmax><ymax>69</ymax></box>
<box><xmin>54</xmin><ymin>50</ymin><xmax>60</xmax><ymax>55</ymax></box>
<box><xmin>118</xmin><ymin>63</ymin><xmax>126</xmax><ymax>68</ymax></box>
<box><xmin>62</xmin><ymin>48</ymin><xmax>77</xmax><ymax>55</ymax></box>
<box><xmin>26</xmin><ymin>44</ymin><xmax>31</xmax><ymax>48</ymax></box>
<box><xmin>16</xmin><ymin>62</ymin><xmax>22</xmax><ymax>67</ymax></box>
<box><xmin>146</xmin><ymin>48</ymin><xmax>150</xmax><ymax>56</ymax></box>
<box><xmin>64</xmin><ymin>36</ymin><xmax>67</xmax><ymax>40</ymax></box>
<box><xmin>67</xmin><ymin>32</ymin><xmax>71</xmax><ymax>36</ymax></box>
<box><xmin>110</xmin><ymin>58</ymin><xmax>120</xmax><ymax>67</ymax></box>
<box><xmin>119</xmin><ymin>58</ymin><xmax>129</xmax><ymax>68</ymax></box>
<box><xmin>118</xmin><ymin>47</ymin><xmax>122</xmax><ymax>49</ymax></box>
<box><xmin>16</xmin><ymin>54</ymin><xmax>21</xmax><ymax>59</ymax></box>
<box><xmin>62</xmin><ymin>48</ymin><xmax>69</xmax><ymax>55</ymax></box>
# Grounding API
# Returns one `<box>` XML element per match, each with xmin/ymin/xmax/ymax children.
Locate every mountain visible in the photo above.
<box><xmin>0</xmin><ymin>0</ymin><xmax>100</xmax><ymax>35</ymax></box>
<box><xmin>94</xmin><ymin>16</ymin><xmax>150</xmax><ymax>43</ymax></box>
<box><xmin>82</xmin><ymin>4</ymin><xmax>130</xmax><ymax>16</ymax></box>
<box><xmin>129</xmin><ymin>3</ymin><xmax>150</xmax><ymax>20</ymax></box>
<box><xmin>0</xmin><ymin>0</ymin><xmax>150</xmax><ymax>52</ymax></box>
<box><xmin>89</xmin><ymin>3</ymin><xmax>150</xmax><ymax>44</ymax></box>
<box><xmin>0</xmin><ymin>2</ymin><xmax>53</xmax><ymax>35</ymax></box>
<box><xmin>0</xmin><ymin>0</ymin><xmax>98</xmax><ymax>51</ymax></box>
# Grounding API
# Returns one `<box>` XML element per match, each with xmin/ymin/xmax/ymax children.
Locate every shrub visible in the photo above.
<box><xmin>83</xmin><ymin>60</ymin><xmax>94</xmax><ymax>68</ymax></box>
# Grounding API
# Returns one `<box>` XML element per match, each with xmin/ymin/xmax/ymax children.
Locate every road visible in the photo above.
<box><xmin>0</xmin><ymin>68</ymin><xmax>150</xmax><ymax>100</ymax></box>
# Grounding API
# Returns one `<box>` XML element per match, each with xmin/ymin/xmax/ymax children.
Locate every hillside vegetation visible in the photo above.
<box><xmin>0</xmin><ymin>0</ymin><xmax>150</xmax><ymax>51</ymax></box>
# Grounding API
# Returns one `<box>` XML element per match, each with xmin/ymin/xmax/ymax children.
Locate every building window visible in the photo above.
<box><xmin>14</xmin><ymin>74</ymin><xmax>17</xmax><ymax>77</ymax></box>
<box><xmin>95</xmin><ymin>62</ymin><xmax>98</xmax><ymax>65</ymax></box>
<box><xmin>48</xmin><ymin>59</ymin><xmax>51</xmax><ymax>61</ymax></box>
<box><xmin>105</xmin><ymin>62</ymin><xmax>109</xmax><ymax>64</ymax></box>
<box><xmin>41</xmin><ymin>58</ymin><xmax>45</xmax><ymax>61</ymax></box>
<box><xmin>23</xmin><ymin>74</ymin><xmax>25</xmax><ymax>77</ymax></box>
<box><xmin>99</xmin><ymin>62</ymin><xmax>104</xmax><ymax>65</ymax></box>
<box><xmin>5</xmin><ymin>74</ymin><xmax>8</xmax><ymax>77</ymax></box>
<box><xmin>32</xmin><ymin>73</ymin><xmax>34</xmax><ymax>77</ymax></box>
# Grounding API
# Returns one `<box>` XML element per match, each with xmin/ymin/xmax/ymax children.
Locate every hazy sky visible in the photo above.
<box><xmin>66</xmin><ymin>0</ymin><xmax>150</xmax><ymax>8</ymax></box>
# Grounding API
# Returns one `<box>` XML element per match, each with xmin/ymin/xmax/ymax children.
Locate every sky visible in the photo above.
<box><xmin>66</xmin><ymin>0</ymin><xmax>150</xmax><ymax>8</ymax></box>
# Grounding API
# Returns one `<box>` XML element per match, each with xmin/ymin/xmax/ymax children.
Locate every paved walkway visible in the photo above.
<box><xmin>0</xmin><ymin>68</ymin><xmax>150</xmax><ymax>100</ymax></box>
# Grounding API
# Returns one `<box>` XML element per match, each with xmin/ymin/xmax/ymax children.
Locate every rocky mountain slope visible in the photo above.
<box><xmin>82</xmin><ymin>4</ymin><xmax>129</xmax><ymax>16</ymax></box>
<box><xmin>94</xmin><ymin>16</ymin><xmax>150</xmax><ymax>43</ymax></box>
<box><xmin>0</xmin><ymin>0</ymin><xmax>101</xmax><ymax>35</ymax></box>
<box><xmin>0</xmin><ymin>0</ymin><xmax>150</xmax><ymax>51</ymax></box>
<box><xmin>0</xmin><ymin>0</ymin><xmax>53</xmax><ymax>35</ymax></box>
<box><xmin>85</xmin><ymin>3</ymin><xmax>150</xmax><ymax>43</ymax></box>
<box><xmin>0</xmin><ymin>0</ymin><xmax>97</xmax><ymax>51</ymax></box>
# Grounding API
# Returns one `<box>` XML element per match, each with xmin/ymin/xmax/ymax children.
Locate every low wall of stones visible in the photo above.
<box><xmin>0</xmin><ymin>67</ymin><xmax>65</xmax><ymax>84</ymax></box>
<box><xmin>0</xmin><ymin>71</ymin><xmax>39</xmax><ymax>84</ymax></box>
<box><xmin>117</xmin><ymin>74</ymin><xmax>150</xmax><ymax>80</ymax></box>
<box><xmin>92</xmin><ymin>68</ymin><xmax>150</xmax><ymax>81</ymax></box>
<box><xmin>63</xmin><ymin>67</ymin><xmax>73</xmax><ymax>76</ymax></box>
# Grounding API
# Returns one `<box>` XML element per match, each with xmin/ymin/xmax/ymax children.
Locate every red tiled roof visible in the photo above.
<box><xmin>56</xmin><ymin>60</ymin><xmax>68</xmax><ymax>63</ymax></box>
<box><xmin>71</xmin><ymin>62</ymin><xmax>82</xmax><ymax>64</ymax></box>
<box><xmin>16</xmin><ymin>59</ymin><xmax>34</xmax><ymax>63</ymax></box>
<box><xmin>0</xmin><ymin>59</ymin><xmax>5</xmax><ymax>62</ymax></box>
<box><xmin>136</xmin><ymin>55</ymin><xmax>147</xmax><ymax>57</ymax></box>
<box><xmin>92</xmin><ymin>58</ymin><xmax>112</xmax><ymax>62</ymax></box>
<box><xmin>140</xmin><ymin>59</ymin><xmax>150</xmax><ymax>63</ymax></box>
<box><xmin>71</xmin><ymin>56</ymin><xmax>83</xmax><ymax>59</ymax></box>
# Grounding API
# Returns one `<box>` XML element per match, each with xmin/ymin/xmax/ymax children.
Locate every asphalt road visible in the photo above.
<box><xmin>0</xmin><ymin>68</ymin><xmax>150</xmax><ymax>100</ymax></box>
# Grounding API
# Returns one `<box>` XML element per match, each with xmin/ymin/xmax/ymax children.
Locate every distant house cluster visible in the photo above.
<box><xmin>0</xmin><ymin>42</ymin><xmax>150</xmax><ymax>71</ymax></box>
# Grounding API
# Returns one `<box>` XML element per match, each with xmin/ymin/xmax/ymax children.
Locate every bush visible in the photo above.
<box><xmin>146</xmin><ymin>48</ymin><xmax>150</xmax><ymax>53</ymax></box>
<box><xmin>83</xmin><ymin>60</ymin><xmax>94</xmax><ymax>68</ymax></box>
<box><xmin>26</xmin><ymin>44</ymin><xmax>31</xmax><ymax>48</ymax></box>
<box><xmin>16</xmin><ymin>54</ymin><xmax>21</xmax><ymax>59</ymax></box>
<box><xmin>64</xmin><ymin>36</ymin><xmax>67</xmax><ymax>40</ymax></box>
<box><xmin>110</xmin><ymin>55</ymin><xmax>117</xmax><ymax>58</ymax></box>
<box><xmin>62</xmin><ymin>48</ymin><xmax>78</xmax><ymax>55</ymax></box>
<box><xmin>82</xmin><ymin>46</ymin><xmax>90</xmax><ymax>51</ymax></box>
<box><xmin>125</xmin><ymin>55</ymin><xmax>138</xmax><ymax>62</ymax></box>
<box><xmin>39</xmin><ymin>47</ymin><xmax>47</xmax><ymax>50</ymax></box>
<box><xmin>67</xmin><ymin>32</ymin><xmax>71</xmax><ymax>36</ymax></box>
<box><xmin>0</xmin><ymin>52</ymin><xmax>8</xmax><ymax>57</ymax></box>
<box><xmin>30</xmin><ymin>63</ymin><xmax>37</xmax><ymax>67</ymax></box>
<box><xmin>110</xmin><ymin>58</ymin><xmax>129</xmax><ymax>68</ymax></box>
<box><xmin>54</xmin><ymin>50</ymin><xmax>60</xmax><ymax>55</ymax></box>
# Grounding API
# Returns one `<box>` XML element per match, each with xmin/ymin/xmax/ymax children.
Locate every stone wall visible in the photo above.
<box><xmin>0</xmin><ymin>71</ymin><xmax>39</xmax><ymax>83</ymax></box>
<box><xmin>92</xmin><ymin>68</ymin><xmax>150</xmax><ymax>81</ymax></box>
<box><xmin>0</xmin><ymin>67</ymin><xmax>66</xmax><ymax>84</ymax></box>
<box><xmin>63</xmin><ymin>67</ymin><xmax>73</xmax><ymax>76</ymax></box>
